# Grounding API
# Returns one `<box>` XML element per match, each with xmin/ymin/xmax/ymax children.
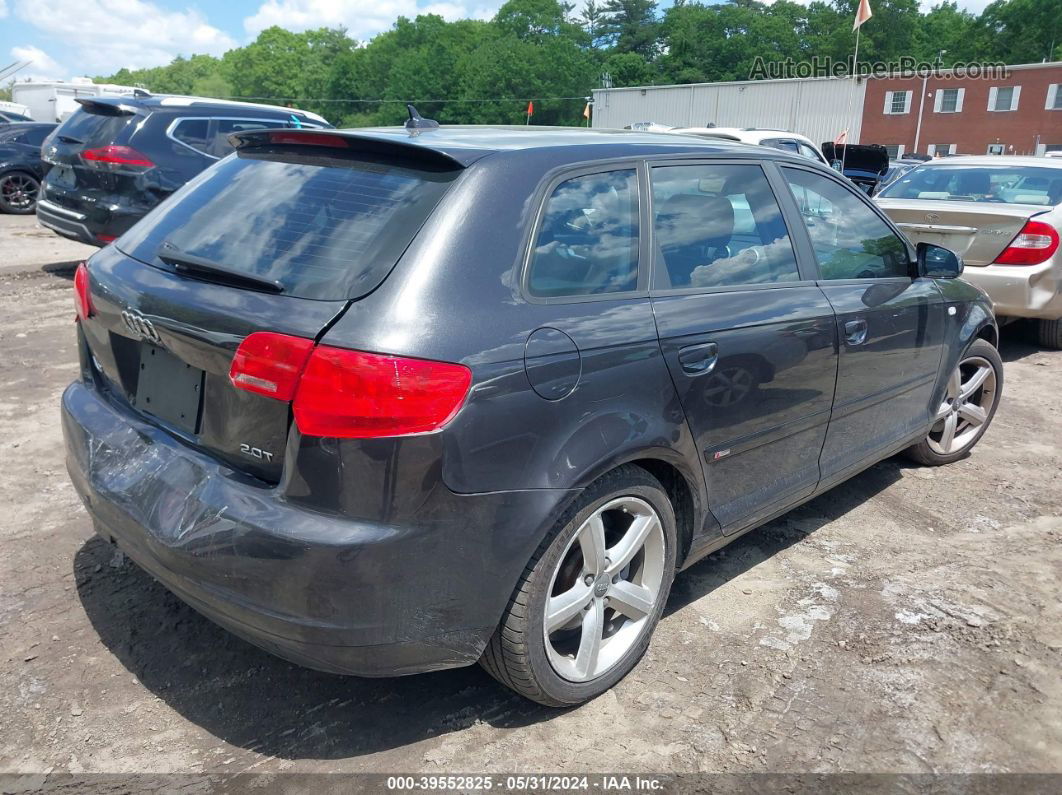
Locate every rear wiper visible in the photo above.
<box><xmin>158</xmin><ymin>242</ymin><xmax>284</xmax><ymax>294</ymax></box>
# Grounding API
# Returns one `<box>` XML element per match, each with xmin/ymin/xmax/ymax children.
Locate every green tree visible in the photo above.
<box><xmin>601</xmin><ymin>0</ymin><xmax>660</xmax><ymax>58</ymax></box>
<box><xmin>975</xmin><ymin>0</ymin><xmax>1062</xmax><ymax>63</ymax></box>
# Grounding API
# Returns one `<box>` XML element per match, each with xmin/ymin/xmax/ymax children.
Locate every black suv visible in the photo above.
<box><xmin>62</xmin><ymin>121</ymin><xmax>1002</xmax><ymax>706</ymax></box>
<box><xmin>38</xmin><ymin>93</ymin><xmax>329</xmax><ymax>245</ymax></box>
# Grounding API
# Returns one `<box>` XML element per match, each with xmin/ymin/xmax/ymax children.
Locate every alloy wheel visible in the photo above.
<box><xmin>0</xmin><ymin>174</ymin><xmax>38</xmax><ymax>211</ymax></box>
<box><xmin>543</xmin><ymin>496</ymin><xmax>666</xmax><ymax>682</ymax></box>
<box><xmin>927</xmin><ymin>355</ymin><xmax>997</xmax><ymax>455</ymax></box>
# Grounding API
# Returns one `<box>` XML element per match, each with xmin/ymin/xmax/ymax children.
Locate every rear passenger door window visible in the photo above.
<box><xmin>527</xmin><ymin>169</ymin><xmax>640</xmax><ymax>298</ymax></box>
<box><xmin>650</xmin><ymin>163</ymin><xmax>801</xmax><ymax>289</ymax></box>
<box><xmin>781</xmin><ymin>167</ymin><xmax>908</xmax><ymax>280</ymax></box>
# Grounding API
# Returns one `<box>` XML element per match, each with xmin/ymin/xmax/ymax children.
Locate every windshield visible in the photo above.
<box><xmin>879</xmin><ymin>164</ymin><xmax>1062</xmax><ymax>206</ymax></box>
<box><xmin>118</xmin><ymin>148</ymin><xmax>461</xmax><ymax>300</ymax></box>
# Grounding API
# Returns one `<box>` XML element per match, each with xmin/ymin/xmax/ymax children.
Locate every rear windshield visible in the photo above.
<box><xmin>55</xmin><ymin>106</ymin><xmax>134</xmax><ymax>146</ymax></box>
<box><xmin>878</xmin><ymin>164</ymin><xmax>1062</xmax><ymax>206</ymax></box>
<box><xmin>118</xmin><ymin>148</ymin><xmax>461</xmax><ymax>300</ymax></box>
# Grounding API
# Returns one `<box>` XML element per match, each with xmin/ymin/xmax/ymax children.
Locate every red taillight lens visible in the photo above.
<box><xmin>80</xmin><ymin>145</ymin><xmax>155</xmax><ymax>172</ymax></box>
<box><xmin>73</xmin><ymin>262</ymin><xmax>93</xmax><ymax>321</ymax></box>
<box><xmin>994</xmin><ymin>220</ymin><xmax>1060</xmax><ymax>266</ymax></box>
<box><xmin>228</xmin><ymin>332</ymin><xmax>315</xmax><ymax>401</ymax></box>
<box><xmin>266</xmin><ymin>131</ymin><xmax>347</xmax><ymax>148</ymax></box>
<box><xmin>96</xmin><ymin>234</ymin><xmax>117</xmax><ymax>244</ymax></box>
<box><xmin>294</xmin><ymin>347</ymin><xmax>472</xmax><ymax>438</ymax></box>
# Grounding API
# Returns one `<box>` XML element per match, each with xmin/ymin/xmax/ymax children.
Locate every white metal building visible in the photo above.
<box><xmin>591</xmin><ymin>76</ymin><xmax>867</xmax><ymax>147</ymax></box>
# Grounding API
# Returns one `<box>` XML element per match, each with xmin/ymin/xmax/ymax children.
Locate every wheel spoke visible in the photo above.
<box><xmin>957</xmin><ymin>401</ymin><xmax>987</xmax><ymax>427</ymax></box>
<box><xmin>609</xmin><ymin>580</ymin><xmax>655</xmax><ymax>621</ymax></box>
<box><xmin>578</xmin><ymin>514</ymin><xmax>607</xmax><ymax>575</ymax></box>
<box><xmin>939</xmin><ymin>412</ymin><xmax>958</xmax><ymax>452</ymax></box>
<box><xmin>934</xmin><ymin>400</ymin><xmax>951</xmax><ymax>422</ymax></box>
<box><xmin>947</xmin><ymin>369</ymin><xmax>961</xmax><ymax>400</ymax></box>
<box><xmin>546</xmin><ymin>582</ymin><xmax>592</xmax><ymax>632</ymax></box>
<box><xmin>573</xmin><ymin>598</ymin><xmax>604</xmax><ymax>679</ymax></box>
<box><xmin>606</xmin><ymin>514</ymin><xmax>656</xmax><ymax>575</ymax></box>
<box><xmin>959</xmin><ymin>366</ymin><xmax>990</xmax><ymax>401</ymax></box>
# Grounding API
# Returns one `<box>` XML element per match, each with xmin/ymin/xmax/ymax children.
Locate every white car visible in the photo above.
<box><xmin>876</xmin><ymin>156</ymin><xmax>1062</xmax><ymax>348</ymax></box>
<box><xmin>668</xmin><ymin>127</ymin><xmax>829</xmax><ymax>167</ymax></box>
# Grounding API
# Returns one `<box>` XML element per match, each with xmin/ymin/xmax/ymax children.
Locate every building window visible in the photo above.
<box><xmin>988</xmin><ymin>86</ymin><xmax>1020</xmax><ymax>112</ymax></box>
<box><xmin>884</xmin><ymin>90</ymin><xmax>911</xmax><ymax>114</ymax></box>
<box><xmin>884</xmin><ymin>144</ymin><xmax>906</xmax><ymax>158</ymax></box>
<box><xmin>929</xmin><ymin>144</ymin><xmax>955</xmax><ymax>157</ymax></box>
<box><xmin>987</xmin><ymin>144</ymin><xmax>1005</xmax><ymax>155</ymax></box>
<box><xmin>1047</xmin><ymin>84</ymin><xmax>1062</xmax><ymax>110</ymax></box>
<box><xmin>934</xmin><ymin>88</ymin><xmax>964</xmax><ymax>113</ymax></box>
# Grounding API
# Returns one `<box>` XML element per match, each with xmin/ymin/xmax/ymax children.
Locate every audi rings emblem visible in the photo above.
<box><xmin>121</xmin><ymin>309</ymin><xmax>163</xmax><ymax>345</ymax></box>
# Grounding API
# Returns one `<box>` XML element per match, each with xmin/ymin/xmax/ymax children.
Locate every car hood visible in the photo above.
<box><xmin>821</xmin><ymin>143</ymin><xmax>889</xmax><ymax>176</ymax></box>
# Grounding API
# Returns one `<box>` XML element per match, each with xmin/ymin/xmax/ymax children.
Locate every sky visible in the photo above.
<box><xmin>1</xmin><ymin>0</ymin><xmax>999</xmax><ymax>84</ymax></box>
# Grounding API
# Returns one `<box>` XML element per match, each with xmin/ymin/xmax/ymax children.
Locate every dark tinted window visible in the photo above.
<box><xmin>528</xmin><ymin>169</ymin><xmax>640</xmax><ymax>297</ymax></box>
<box><xmin>651</xmin><ymin>164</ymin><xmax>800</xmax><ymax>289</ymax></box>
<box><xmin>21</xmin><ymin>126</ymin><xmax>54</xmax><ymax>146</ymax></box>
<box><xmin>171</xmin><ymin>118</ymin><xmax>211</xmax><ymax>154</ymax></box>
<box><xmin>762</xmin><ymin>138</ymin><xmax>799</xmax><ymax>154</ymax></box>
<box><xmin>782</xmin><ymin>167</ymin><xmax>908</xmax><ymax>280</ymax></box>
<box><xmin>54</xmin><ymin>107</ymin><xmax>133</xmax><ymax>147</ymax></box>
<box><xmin>119</xmin><ymin>149</ymin><xmax>461</xmax><ymax>300</ymax></box>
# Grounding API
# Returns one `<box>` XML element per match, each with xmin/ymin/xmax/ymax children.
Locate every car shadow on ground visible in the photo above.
<box><xmin>40</xmin><ymin>260</ymin><xmax>80</xmax><ymax>280</ymax></box>
<box><xmin>997</xmin><ymin>321</ymin><xmax>1045</xmax><ymax>363</ymax></box>
<box><xmin>74</xmin><ymin>456</ymin><xmax>909</xmax><ymax>760</ymax></box>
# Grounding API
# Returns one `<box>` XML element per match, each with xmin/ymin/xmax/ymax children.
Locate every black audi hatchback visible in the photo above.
<box><xmin>62</xmin><ymin>120</ymin><xmax>1002</xmax><ymax>706</ymax></box>
<box><xmin>38</xmin><ymin>93</ymin><xmax>328</xmax><ymax>245</ymax></box>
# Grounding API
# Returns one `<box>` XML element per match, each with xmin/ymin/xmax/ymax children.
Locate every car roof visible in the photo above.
<box><xmin>916</xmin><ymin>155</ymin><xmax>1062</xmax><ymax>168</ymax></box>
<box><xmin>672</xmin><ymin>127</ymin><xmax>818</xmax><ymax>147</ymax></box>
<box><xmin>253</xmin><ymin>125</ymin><xmax>772</xmax><ymax>167</ymax></box>
<box><xmin>81</xmin><ymin>94</ymin><xmax>328</xmax><ymax>125</ymax></box>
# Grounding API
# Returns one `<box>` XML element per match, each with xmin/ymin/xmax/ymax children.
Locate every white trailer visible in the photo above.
<box><xmin>11</xmin><ymin>78</ymin><xmax>140</xmax><ymax>123</ymax></box>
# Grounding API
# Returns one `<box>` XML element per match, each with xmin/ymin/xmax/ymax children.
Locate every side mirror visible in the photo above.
<box><xmin>917</xmin><ymin>242</ymin><xmax>963</xmax><ymax>278</ymax></box>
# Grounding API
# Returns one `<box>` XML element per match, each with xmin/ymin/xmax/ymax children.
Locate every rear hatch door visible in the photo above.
<box><xmin>80</xmin><ymin>130</ymin><xmax>464</xmax><ymax>482</ymax></box>
<box><xmin>876</xmin><ymin>198</ymin><xmax>1040</xmax><ymax>267</ymax></box>
<box><xmin>41</xmin><ymin>98</ymin><xmax>144</xmax><ymax>211</ymax></box>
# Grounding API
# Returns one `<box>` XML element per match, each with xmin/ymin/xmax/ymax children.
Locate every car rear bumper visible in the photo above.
<box><xmin>38</xmin><ymin>182</ymin><xmax>147</xmax><ymax>246</ymax></box>
<box><xmin>62</xmin><ymin>376</ymin><xmax>575</xmax><ymax>677</ymax></box>
<box><xmin>963</xmin><ymin>260</ymin><xmax>1062</xmax><ymax>320</ymax></box>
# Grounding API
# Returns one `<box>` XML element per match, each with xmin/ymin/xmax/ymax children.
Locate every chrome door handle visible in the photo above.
<box><xmin>678</xmin><ymin>342</ymin><xmax>719</xmax><ymax>375</ymax></box>
<box><xmin>844</xmin><ymin>319</ymin><xmax>868</xmax><ymax>346</ymax></box>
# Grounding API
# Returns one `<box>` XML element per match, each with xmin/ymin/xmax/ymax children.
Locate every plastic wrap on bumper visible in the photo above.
<box><xmin>62</xmin><ymin>380</ymin><xmax>576</xmax><ymax>676</ymax></box>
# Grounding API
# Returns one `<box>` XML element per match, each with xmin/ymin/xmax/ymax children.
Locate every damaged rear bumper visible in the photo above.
<box><xmin>61</xmin><ymin>379</ymin><xmax>574</xmax><ymax>677</ymax></box>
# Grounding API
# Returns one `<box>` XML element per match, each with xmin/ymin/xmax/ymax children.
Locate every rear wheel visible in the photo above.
<box><xmin>905</xmin><ymin>338</ymin><xmax>1002</xmax><ymax>466</ymax></box>
<box><xmin>1038</xmin><ymin>319</ymin><xmax>1062</xmax><ymax>350</ymax></box>
<box><xmin>481</xmin><ymin>466</ymin><xmax>677</xmax><ymax>706</ymax></box>
<box><xmin>0</xmin><ymin>171</ymin><xmax>40</xmax><ymax>214</ymax></box>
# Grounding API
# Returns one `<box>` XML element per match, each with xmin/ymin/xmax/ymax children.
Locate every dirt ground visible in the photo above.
<box><xmin>1</xmin><ymin>213</ymin><xmax>1060</xmax><ymax>778</ymax></box>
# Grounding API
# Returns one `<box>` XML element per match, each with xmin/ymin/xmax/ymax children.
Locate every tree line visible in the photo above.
<box><xmin>90</xmin><ymin>0</ymin><xmax>1061</xmax><ymax>127</ymax></box>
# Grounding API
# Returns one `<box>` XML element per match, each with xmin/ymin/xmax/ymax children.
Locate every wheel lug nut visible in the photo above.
<box><xmin>584</xmin><ymin>574</ymin><xmax>594</xmax><ymax>586</ymax></box>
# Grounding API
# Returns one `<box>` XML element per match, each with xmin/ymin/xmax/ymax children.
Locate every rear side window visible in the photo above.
<box><xmin>171</xmin><ymin>118</ymin><xmax>211</xmax><ymax>154</ymax></box>
<box><xmin>782</xmin><ymin>167</ymin><xmax>908</xmax><ymax>280</ymax></box>
<box><xmin>528</xmin><ymin>169</ymin><xmax>640</xmax><ymax>298</ymax></box>
<box><xmin>650</xmin><ymin>163</ymin><xmax>800</xmax><ymax>289</ymax></box>
<box><xmin>55</xmin><ymin>106</ymin><xmax>133</xmax><ymax>146</ymax></box>
<box><xmin>118</xmin><ymin>149</ymin><xmax>461</xmax><ymax>300</ymax></box>
<box><xmin>170</xmin><ymin>118</ymin><xmax>301</xmax><ymax>159</ymax></box>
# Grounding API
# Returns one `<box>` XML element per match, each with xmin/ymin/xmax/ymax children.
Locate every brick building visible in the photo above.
<box><xmin>860</xmin><ymin>62</ymin><xmax>1062</xmax><ymax>158</ymax></box>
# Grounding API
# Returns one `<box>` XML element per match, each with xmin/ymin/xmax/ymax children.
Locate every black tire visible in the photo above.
<box><xmin>1038</xmin><ymin>319</ymin><xmax>1062</xmax><ymax>350</ymax></box>
<box><xmin>0</xmin><ymin>171</ymin><xmax>40</xmax><ymax>215</ymax></box>
<box><xmin>905</xmin><ymin>338</ymin><xmax>1003</xmax><ymax>466</ymax></box>
<box><xmin>480</xmin><ymin>465</ymin><xmax>678</xmax><ymax>707</ymax></box>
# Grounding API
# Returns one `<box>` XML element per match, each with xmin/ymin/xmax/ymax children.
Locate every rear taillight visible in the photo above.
<box><xmin>73</xmin><ymin>262</ymin><xmax>93</xmax><ymax>321</ymax></box>
<box><xmin>96</xmin><ymin>234</ymin><xmax>117</xmax><ymax>244</ymax></box>
<box><xmin>228</xmin><ymin>332</ymin><xmax>315</xmax><ymax>401</ymax></box>
<box><xmin>294</xmin><ymin>347</ymin><xmax>472</xmax><ymax>438</ymax></box>
<box><xmin>228</xmin><ymin>333</ymin><xmax>472</xmax><ymax>438</ymax></box>
<box><xmin>994</xmin><ymin>220</ymin><xmax>1060</xmax><ymax>266</ymax></box>
<box><xmin>80</xmin><ymin>145</ymin><xmax>155</xmax><ymax>173</ymax></box>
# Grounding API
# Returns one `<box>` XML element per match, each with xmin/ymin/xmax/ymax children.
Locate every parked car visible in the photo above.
<box><xmin>37</xmin><ymin>92</ymin><xmax>329</xmax><ymax>246</ymax></box>
<box><xmin>62</xmin><ymin>119</ymin><xmax>1002</xmax><ymax>707</ymax></box>
<box><xmin>880</xmin><ymin>158</ymin><xmax>921</xmax><ymax>191</ymax></box>
<box><xmin>821</xmin><ymin>143</ymin><xmax>890</xmax><ymax>194</ymax></box>
<box><xmin>876</xmin><ymin>156</ymin><xmax>1062</xmax><ymax>348</ymax></box>
<box><xmin>0</xmin><ymin>122</ymin><xmax>56</xmax><ymax>214</ymax></box>
<box><xmin>0</xmin><ymin>110</ymin><xmax>35</xmax><ymax>123</ymax></box>
<box><xmin>672</xmin><ymin>126</ymin><xmax>829</xmax><ymax>166</ymax></box>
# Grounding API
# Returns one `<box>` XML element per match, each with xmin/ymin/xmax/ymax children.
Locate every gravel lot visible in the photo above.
<box><xmin>1</xmin><ymin>212</ymin><xmax>1060</xmax><ymax>777</ymax></box>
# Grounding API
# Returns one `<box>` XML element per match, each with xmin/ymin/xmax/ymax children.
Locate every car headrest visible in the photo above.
<box><xmin>956</xmin><ymin>171</ymin><xmax>991</xmax><ymax>195</ymax></box>
<box><xmin>657</xmin><ymin>194</ymin><xmax>735</xmax><ymax>251</ymax></box>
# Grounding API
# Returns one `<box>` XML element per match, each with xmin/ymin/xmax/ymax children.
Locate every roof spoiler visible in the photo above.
<box><xmin>228</xmin><ymin>128</ymin><xmax>466</xmax><ymax>170</ymax></box>
<box><xmin>74</xmin><ymin>97</ymin><xmax>139</xmax><ymax>116</ymax></box>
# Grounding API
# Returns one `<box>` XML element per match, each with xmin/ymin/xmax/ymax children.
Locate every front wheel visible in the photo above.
<box><xmin>905</xmin><ymin>338</ymin><xmax>1003</xmax><ymax>466</ymax></box>
<box><xmin>480</xmin><ymin>466</ymin><xmax>677</xmax><ymax>707</ymax></box>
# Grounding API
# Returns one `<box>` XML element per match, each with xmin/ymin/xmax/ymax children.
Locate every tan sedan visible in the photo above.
<box><xmin>876</xmin><ymin>156</ymin><xmax>1062</xmax><ymax>348</ymax></box>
